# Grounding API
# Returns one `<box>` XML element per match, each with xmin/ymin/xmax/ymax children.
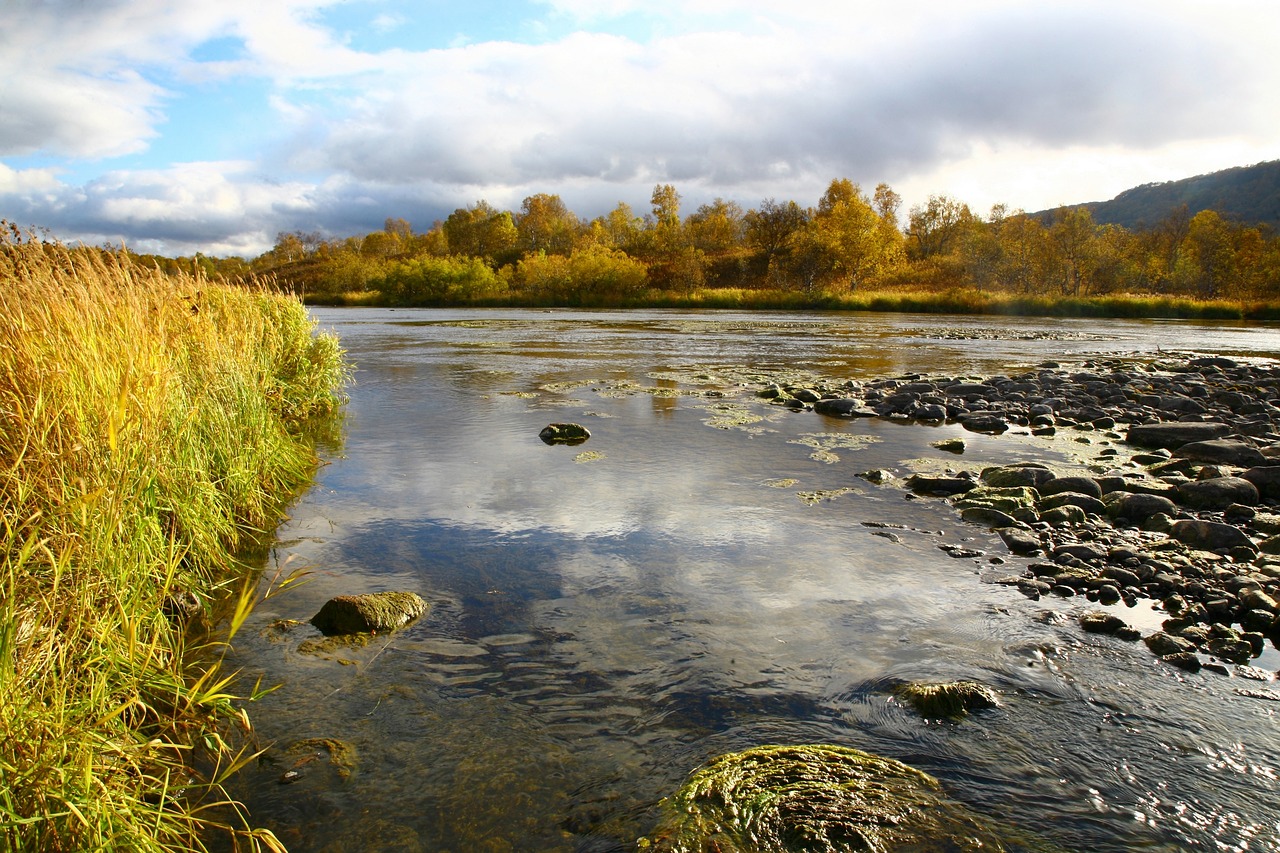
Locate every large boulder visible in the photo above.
<box><xmin>980</xmin><ymin>464</ymin><xmax>1054</xmax><ymax>489</ymax></box>
<box><xmin>311</xmin><ymin>591</ymin><xmax>429</xmax><ymax>636</ymax></box>
<box><xmin>1173</xmin><ymin>439</ymin><xmax>1266</xmax><ymax>467</ymax></box>
<box><xmin>1170</xmin><ymin>519</ymin><xmax>1256</xmax><ymax>553</ymax></box>
<box><xmin>1175</xmin><ymin>477</ymin><xmax>1260</xmax><ymax>510</ymax></box>
<box><xmin>1126</xmin><ymin>422</ymin><xmax>1230</xmax><ymax>449</ymax></box>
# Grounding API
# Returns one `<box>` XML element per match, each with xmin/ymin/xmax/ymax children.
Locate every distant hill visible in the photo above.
<box><xmin>1040</xmin><ymin>160</ymin><xmax>1280</xmax><ymax>232</ymax></box>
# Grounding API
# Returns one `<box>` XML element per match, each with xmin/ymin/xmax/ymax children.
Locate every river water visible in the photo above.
<box><xmin>226</xmin><ymin>308</ymin><xmax>1280</xmax><ymax>852</ymax></box>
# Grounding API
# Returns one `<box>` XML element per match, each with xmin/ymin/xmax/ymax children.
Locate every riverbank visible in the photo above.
<box><xmin>0</xmin><ymin>234</ymin><xmax>349</xmax><ymax>851</ymax></box>
<box><xmin>306</xmin><ymin>285</ymin><xmax>1280</xmax><ymax>321</ymax></box>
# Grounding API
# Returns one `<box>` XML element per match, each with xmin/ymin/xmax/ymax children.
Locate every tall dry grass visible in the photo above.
<box><xmin>0</xmin><ymin>225</ymin><xmax>348</xmax><ymax>852</ymax></box>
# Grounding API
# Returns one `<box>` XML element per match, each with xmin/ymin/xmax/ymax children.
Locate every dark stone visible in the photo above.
<box><xmin>1175</xmin><ymin>477</ymin><xmax>1260</xmax><ymax>510</ymax></box>
<box><xmin>1040</xmin><ymin>476</ymin><xmax>1103</xmax><ymax>498</ymax></box>
<box><xmin>539</xmin><ymin>422</ymin><xmax>591</xmax><ymax>445</ymax></box>
<box><xmin>814</xmin><ymin>398</ymin><xmax>878</xmax><ymax>418</ymax></box>
<box><xmin>1170</xmin><ymin>519</ymin><xmax>1256</xmax><ymax>553</ymax></box>
<box><xmin>1145</xmin><ymin>631</ymin><xmax>1197</xmax><ymax>656</ymax></box>
<box><xmin>1173</xmin><ymin>439</ymin><xmax>1267</xmax><ymax>467</ymax></box>
<box><xmin>961</xmin><ymin>506</ymin><xmax>1019</xmax><ymax>528</ymax></box>
<box><xmin>1126</xmin><ymin>422</ymin><xmax>1230</xmax><ymax>449</ymax></box>
<box><xmin>1039</xmin><ymin>492</ymin><xmax>1107</xmax><ymax>516</ymax></box>
<box><xmin>311</xmin><ymin>591</ymin><xmax>429</xmax><ymax>636</ymax></box>
<box><xmin>996</xmin><ymin>527</ymin><xmax>1043</xmax><ymax>555</ymax></box>
<box><xmin>905</xmin><ymin>475</ymin><xmax>977</xmax><ymax>496</ymax></box>
<box><xmin>1107</xmin><ymin>492</ymin><xmax>1178</xmax><ymax>521</ymax></box>
<box><xmin>1080</xmin><ymin>611</ymin><xmax>1129</xmax><ymax>635</ymax></box>
<box><xmin>1161</xmin><ymin>652</ymin><xmax>1202</xmax><ymax>672</ymax></box>
<box><xmin>958</xmin><ymin>413</ymin><xmax>1008</xmax><ymax>433</ymax></box>
<box><xmin>1241</xmin><ymin>466</ymin><xmax>1280</xmax><ymax>499</ymax></box>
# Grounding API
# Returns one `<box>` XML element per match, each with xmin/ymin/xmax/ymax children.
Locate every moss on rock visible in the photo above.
<box><xmin>893</xmin><ymin>680</ymin><xmax>1001</xmax><ymax>720</ymax></box>
<box><xmin>640</xmin><ymin>744</ymin><xmax>1026</xmax><ymax>852</ymax></box>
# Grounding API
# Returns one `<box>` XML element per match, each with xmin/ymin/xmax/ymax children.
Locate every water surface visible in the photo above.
<box><xmin>228</xmin><ymin>309</ymin><xmax>1280</xmax><ymax>852</ymax></box>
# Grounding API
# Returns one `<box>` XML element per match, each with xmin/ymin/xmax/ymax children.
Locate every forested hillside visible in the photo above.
<box><xmin>1065</xmin><ymin>160</ymin><xmax>1280</xmax><ymax>231</ymax></box>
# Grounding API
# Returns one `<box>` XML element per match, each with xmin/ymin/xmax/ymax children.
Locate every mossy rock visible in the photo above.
<box><xmin>539</xmin><ymin>422</ymin><xmax>591</xmax><ymax>445</ymax></box>
<box><xmin>310</xmin><ymin>591</ymin><xmax>428</xmax><ymax>636</ymax></box>
<box><xmin>640</xmin><ymin>744</ymin><xmax>1029</xmax><ymax>852</ymax></box>
<box><xmin>893</xmin><ymin>680</ymin><xmax>1001</xmax><ymax>720</ymax></box>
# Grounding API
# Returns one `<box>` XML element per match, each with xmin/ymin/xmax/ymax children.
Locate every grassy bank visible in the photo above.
<box><xmin>0</xmin><ymin>230</ymin><xmax>349</xmax><ymax>851</ymax></box>
<box><xmin>306</xmin><ymin>284</ymin><xmax>1280</xmax><ymax>320</ymax></box>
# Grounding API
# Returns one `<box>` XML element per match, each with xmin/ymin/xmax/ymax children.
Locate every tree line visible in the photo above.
<box><xmin>140</xmin><ymin>180</ymin><xmax>1280</xmax><ymax>306</ymax></box>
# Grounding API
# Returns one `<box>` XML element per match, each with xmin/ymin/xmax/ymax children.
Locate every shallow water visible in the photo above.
<box><xmin>226</xmin><ymin>308</ymin><xmax>1280</xmax><ymax>852</ymax></box>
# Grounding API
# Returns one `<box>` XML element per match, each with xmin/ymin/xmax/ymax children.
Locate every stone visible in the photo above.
<box><xmin>893</xmin><ymin>680</ymin><xmax>1001</xmax><ymax>718</ymax></box>
<box><xmin>1241</xmin><ymin>466</ymin><xmax>1280</xmax><ymax>499</ymax></box>
<box><xmin>1040</xmin><ymin>475</ymin><xmax>1103</xmax><ymax>498</ymax></box>
<box><xmin>905</xmin><ymin>474</ymin><xmax>976</xmax><ymax>496</ymax></box>
<box><xmin>958</xmin><ymin>413</ymin><xmax>1008</xmax><ymax>433</ymax></box>
<box><xmin>814</xmin><ymin>398</ymin><xmax>878</xmax><ymax>418</ymax></box>
<box><xmin>1106</xmin><ymin>492</ymin><xmax>1178</xmax><ymax>522</ymax></box>
<box><xmin>1041</xmin><ymin>505</ymin><xmax>1087</xmax><ymax>526</ymax></box>
<box><xmin>1173</xmin><ymin>439</ymin><xmax>1267</xmax><ymax>467</ymax></box>
<box><xmin>539</xmin><ymin>422</ymin><xmax>591</xmax><ymax>444</ymax></box>
<box><xmin>1080</xmin><ymin>611</ymin><xmax>1129</xmax><ymax>635</ymax></box>
<box><xmin>311</xmin><ymin>591</ymin><xmax>429</xmax><ymax>636</ymax></box>
<box><xmin>981</xmin><ymin>464</ymin><xmax>1055</xmax><ymax>488</ymax></box>
<box><xmin>1170</xmin><ymin>519</ymin><xmax>1256</xmax><ymax>553</ymax></box>
<box><xmin>1145</xmin><ymin>631</ymin><xmax>1197</xmax><ymax>656</ymax></box>
<box><xmin>1175</xmin><ymin>477</ymin><xmax>1260</xmax><ymax>510</ymax></box>
<box><xmin>932</xmin><ymin>438</ymin><xmax>966</xmax><ymax>454</ymax></box>
<box><xmin>1039</xmin><ymin>492</ymin><xmax>1107</xmax><ymax>516</ymax></box>
<box><xmin>996</xmin><ymin>526</ymin><xmax>1043</xmax><ymax>555</ymax></box>
<box><xmin>1126</xmin><ymin>422</ymin><xmax>1230</xmax><ymax>449</ymax></box>
<box><xmin>961</xmin><ymin>506</ymin><xmax>1019</xmax><ymax>528</ymax></box>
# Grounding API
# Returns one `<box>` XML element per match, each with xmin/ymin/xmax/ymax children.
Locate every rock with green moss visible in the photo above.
<box><xmin>640</xmin><ymin>744</ymin><xmax>1035</xmax><ymax>852</ymax></box>
<box><xmin>310</xmin><ymin>591</ymin><xmax>428</xmax><ymax>636</ymax></box>
<box><xmin>539</xmin><ymin>422</ymin><xmax>591</xmax><ymax>444</ymax></box>
<box><xmin>893</xmin><ymin>679</ymin><xmax>1001</xmax><ymax>719</ymax></box>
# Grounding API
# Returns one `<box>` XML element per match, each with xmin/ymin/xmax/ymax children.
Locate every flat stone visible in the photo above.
<box><xmin>1173</xmin><ymin>439</ymin><xmax>1267</xmax><ymax>467</ymax></box>
<box><xmin>1126</xmin><ymin>422</ymin><xmax>1230</xmax><ymax>449</ymax></box>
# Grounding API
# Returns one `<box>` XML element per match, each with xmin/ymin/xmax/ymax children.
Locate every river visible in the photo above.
<box><xmin>224</xmin><ymin>308</ymin><xmax>1280</xmax><ymax>852</ymax></box>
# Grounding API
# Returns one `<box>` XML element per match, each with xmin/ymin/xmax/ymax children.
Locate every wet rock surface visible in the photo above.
<box><xmin>310</xmin><ymin>591</ymin><xmax>429</xmax><ymax>636</ymax></box>
<box><xmin>640</xmin><ymin>744</ymin><xmax>1040</xmax><ymax>852</ymax></box>
<box><xmin>764</xmin><ymin>355</ymin><xmax>1280</xmax><ymax>677</ymax></box>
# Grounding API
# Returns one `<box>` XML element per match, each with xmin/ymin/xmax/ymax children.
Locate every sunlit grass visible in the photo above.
<box><xmin>306</xmin><ymin>278</ymin><xmax>1279</xmax><ymax>320</ymax></box>
<box><xmin>0</xmin><ymin>226</ymin><xmax>348</xmax><ymax>851</ymax></box>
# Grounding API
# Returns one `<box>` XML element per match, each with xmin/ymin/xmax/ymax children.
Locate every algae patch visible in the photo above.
<box><xmin>789</xmin><ymin>432</ymin><xmax>881</xmax><ymax>463</ymax></box>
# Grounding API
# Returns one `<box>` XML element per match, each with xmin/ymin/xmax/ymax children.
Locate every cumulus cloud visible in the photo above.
<box><xmin>1</xmin><ymin>0</ymin><xmax>1277</xmax><ymax>254</ymax></box>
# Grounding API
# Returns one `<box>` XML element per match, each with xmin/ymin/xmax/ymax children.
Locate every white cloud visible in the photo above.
<box><xmin>2</xmin><ymin>0</ymin><xmax>1279</xmax><ymax>254</ymax></box>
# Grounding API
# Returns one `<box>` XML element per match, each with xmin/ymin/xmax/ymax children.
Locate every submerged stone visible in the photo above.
<box><xmin>640</xmin><ymin>744</ymin><xmax>1031</xmax><ymax>852</ymax></box>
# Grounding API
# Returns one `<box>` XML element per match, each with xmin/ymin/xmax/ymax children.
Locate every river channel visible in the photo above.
<box><xmin>225</xmin><ymin>308</ymin><xmax>1280</xmax><ymax>852</ymax></box>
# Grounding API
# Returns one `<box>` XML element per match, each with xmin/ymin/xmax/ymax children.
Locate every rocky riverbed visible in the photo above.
<box><xmin>756</xmin><ymin>354</ymin><xmax>1280</xmax><ymax>683</ymax></box>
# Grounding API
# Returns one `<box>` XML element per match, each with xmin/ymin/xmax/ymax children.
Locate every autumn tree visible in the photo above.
<box><xmin>443</xmin><ymin>201</ymin><xmax>518</xmax><ymax>264</ymax></box>
<box><xmin>907</xmin><ymin>195</ymin><xmax>971</xmax><ymax>259</ymax></box>
<box><xmin>780</xmin><ymin>179</ymin><xmax>902</xmax><ymax>293</ymax></box>
<box><xmin>516</xmin><ymin>193</ymin><xmax>579</xmax><ymax>256</ymax></box>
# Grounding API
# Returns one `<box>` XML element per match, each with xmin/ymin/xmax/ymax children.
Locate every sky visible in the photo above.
<box><xmin>2</xmin><ymin>0</ymin><xmax>1278</xmax><ymax>258</ymax></box>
